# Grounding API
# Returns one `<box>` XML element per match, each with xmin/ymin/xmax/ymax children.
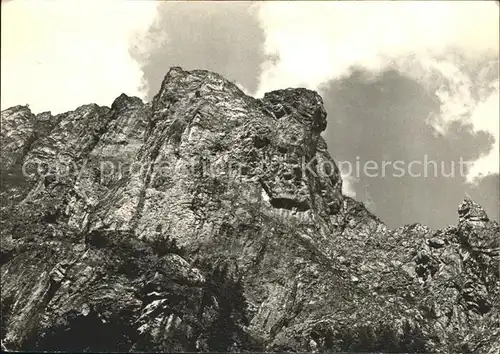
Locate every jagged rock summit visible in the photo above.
<box><xmin>1</xmin><ymin>67</ymin><xmax>499</xmax><ymax>353</ymax></box>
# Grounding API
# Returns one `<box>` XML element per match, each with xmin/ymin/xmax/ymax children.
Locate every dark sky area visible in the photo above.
<box><xmin>130</xmin><ymin>2</ymin><xmax>499</xmax><ymax>229</ymax></box>
<box><xmin>130</xmin><ymin>2</ymin><xmax>264</xmax><ymax>100</ymax></box>
<box><xmin>321</xmin><ymin>70</ymin><xmax>499</xmax><ymax>228</ymax></box>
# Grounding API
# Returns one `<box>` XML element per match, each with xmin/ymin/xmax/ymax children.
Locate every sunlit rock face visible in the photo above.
<box><xmin>1</xmin><ymin>67</ymin><xmax>498</xmax><ymax>353</ymax></box>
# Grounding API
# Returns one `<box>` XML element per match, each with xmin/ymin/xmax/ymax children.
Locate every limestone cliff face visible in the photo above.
<box><xmin>1</xmin><ymin>67</ymin><xmax>498</xmax><ymax>353</ymax></box>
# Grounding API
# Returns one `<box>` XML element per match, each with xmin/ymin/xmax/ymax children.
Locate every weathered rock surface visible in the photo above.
<box><xmin>1</xmin><ymin>67</ymin><xmax>498</xmax><ymax>353</ymax></box>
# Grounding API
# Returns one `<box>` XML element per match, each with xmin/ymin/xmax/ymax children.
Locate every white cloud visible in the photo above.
<box><xmin>341</xmin><ymin>175</ymin><xmax>357</xmax><ymax>198</ymax></box>
<box><xmin>466</xmin><ymin>81</ymin><xmax>500</xmax><ymax>181</ymax></box>
<box><xmin>1</xmin><ymin>0</ymin><xmax>158</xmax><ymax>114</ymax></box>
<box><xmin>255</xmin><ymin>1</ymin><xmax>499</xmax><ymax>182</ymax></box>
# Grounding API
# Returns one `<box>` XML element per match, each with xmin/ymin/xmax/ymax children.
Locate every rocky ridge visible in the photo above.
<box><xmin>0</xmin><ymin>67</ymin><xmax>498</xmax><ymax>353</ymax></box>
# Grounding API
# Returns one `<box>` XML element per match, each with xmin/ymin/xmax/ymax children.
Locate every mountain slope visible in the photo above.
<box><xmin>1</xmin><ymin>67</ymin><xmax>498</xmax><ymax>353</ymax></box>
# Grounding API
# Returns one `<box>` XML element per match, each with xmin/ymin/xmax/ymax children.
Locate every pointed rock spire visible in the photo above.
<box><xmin>458</xmin><ymin>198</ymin><xmax>489</xmax><ymax>223</ymax></box>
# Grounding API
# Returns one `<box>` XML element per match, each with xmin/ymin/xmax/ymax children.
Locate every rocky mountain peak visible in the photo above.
<box><xmin>262</xmin><ymin>88</ymin><xmax>327</xmax><ymax>132</ymax></box>
<box><xmin>111</xmin><ymin>93</ymin><xmax>144</xmax><ymax>113</ymax></box>
<box><xmin>458</xmin><ymin>197</ymin><xmax>490</xmax><ymax>223</ymax></box>
<box><xmin>1</xmin><ymin>67</ymin><xmax>498</xmax><ymax>353</ymax></box>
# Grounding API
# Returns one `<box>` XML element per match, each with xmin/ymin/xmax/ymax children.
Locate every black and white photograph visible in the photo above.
<box><xmin>1</xmin><ymin>0</ymin><xmax>499</xmax><ymax>352</ymax></box>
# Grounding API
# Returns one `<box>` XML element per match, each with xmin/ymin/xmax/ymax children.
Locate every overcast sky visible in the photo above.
<box><xmin>2</xmin><ymin>1</ymin><xmax>498</xmax><ymax>229</ymax></box>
